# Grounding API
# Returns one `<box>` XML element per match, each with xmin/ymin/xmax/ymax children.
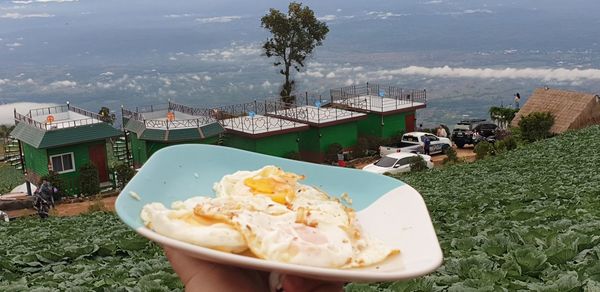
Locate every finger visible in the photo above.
<box><xmin>163</xmin><ymin>247</ymin><xmax>269</xmax><ymax>292</ymax></box>
<box><xmin>282</xmin><ymin>275</ymin><xmax>344</xmax><ymax>292</ymax></box>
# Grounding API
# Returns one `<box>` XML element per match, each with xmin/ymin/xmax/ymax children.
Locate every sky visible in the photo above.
<box><xmin>1</xmin><ymin>0</ymin><xmax>600</xmax><ymax>125</ymax></box>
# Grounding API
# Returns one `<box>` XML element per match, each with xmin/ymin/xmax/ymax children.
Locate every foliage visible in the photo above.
<box><xmin>0</xmin><ymin>163</ymin><xmax>23</xmax><ymax>194</ymax></box>
<box><xmin>0</xmin><ymin>212</ymin><xmax>183</xmax><ymax>291</ymax></box>
<box><xmin>98</xmin><ymin>107</ymin><xmax>115</xmax><ymax>124</ymax></box>
<box><xmin>473</xmin><ymin>140</ymin><xmax>494</xmax><ymax>160</ymax></box>
<box><xmin>79</xmin><ymin>164</ymin><xmax>100</xmax><ymax>196</ymax></box>
<box><xmin>353</xmin><ymin>137</ymin><xmax>370</xmax><ymax>159</ymax></box>
<box><xmin>325</xmin><ymin>143</ymin><xmax>343</xmax><ymax>163</ymax></box>
<box><xmin>0</xmin><ymin>125</ymin><xmax>15</xmax><ymax>139</ymax></box>
<box><xmin>519</xmin><ymin>111</ymin><xmax>555</xmax><ymax>142</ymax></box>
<box><xmin>384</xmin><ymin>125</ymin><xmax>600</xmax><ymax>291</ymax></box>
<box><xmin>114</xmin><ymin>163</ymin><xmax>135</xmax><ymax>188</ymax></box>
<box><xmin>495</xmin><ymin>135</ymin><xmax>518</xmax><ymax>153</ymax></box>
<box><xmin>3</xmin><ymin>126</ymin><xmax>600</xmax><ymax>291</ymax></box>
<box><xmin>261</xmin><ymin>2</ymin><xmax>329</xmax><ymax>102</ymax></box>
<box><xmin>408</xmin><ymin>155</ymin><xmax>428</xmax><ymax>172</ymax></box>
<box><xmin>490</xmin><ymin>106</ymin><xmax>519</xmax><ymax>129</ymax></box>
<box><xmin>443</xmin><ymin>147</ymin><xmax>459</xmax><ymax>165</ymax></box>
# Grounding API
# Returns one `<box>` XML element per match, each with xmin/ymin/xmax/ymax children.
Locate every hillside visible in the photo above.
<box><xmin>2</xmin><ymin>126</ymin><xmax>600</xmax><ymax>291</ymax></box>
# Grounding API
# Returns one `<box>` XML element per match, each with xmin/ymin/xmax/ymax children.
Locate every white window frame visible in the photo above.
<box><xmin>49</xmin><ymin>152</ymin><xmax>76</xmax><ymax>174</ymax></box>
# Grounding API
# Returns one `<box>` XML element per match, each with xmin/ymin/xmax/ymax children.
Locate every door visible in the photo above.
<box><xmin>89</xmin><ymin>143</ymin><xmax>109</xmax><ymax>182</ymax></box>
<box><xmin>405</xmin><ymin>113</ymin><xmax>415</xmax><ymax>132</ymax></box>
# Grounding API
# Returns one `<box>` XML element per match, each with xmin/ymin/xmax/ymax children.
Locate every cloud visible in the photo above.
<box><xmin>196</xmin><ymin>16</ymin><xmax>241</xmax><ymax>24</ymax></box>
<box><xmin>5</xmin><ymin>42</ymin><xmax>22</xmax><ymax>47</ymax></box>
<box><xmin>49</xmin><ymin>80</ymin><xmax>76</xmax><ymax>88</ymax></box>
<box><xmin>369</xmin><ymin>66</ymin><xmax>600</xmax><ymax>82</ymax></box>
<box><xmin>423</xmin><ymin>0</ymin><xmax>443</xmax><ymax>4</ymax></box>
<box><xmin>262</xmin><ymin>80</ymin><xmax>272</xmax><ymax>88</ymax></box>
<box><xmin>12</xmin><ymin>0</ymin><xmax>78</xmax><ymax>3</ymax></box>
<box><xmin>1</xmin><ymin>12</ymin><xmax>54</xmax><ymax>18</ymax></box>
<box><xmin>317</xmin><ymin>15</ymin><xmax>336</xmax><ymax>21</ymax></box>
<box><xmin>0</xmin><ymin>102</ymin><xmax>58</xmax><ymax>125</ymax></box>
<box><xmin>326</xmin><ymin>72</ymin><xmax>336</xmax><ymax>78</ymax></box>
<box><xmin>439</xmin><ymin>9</ymin><xmax>494</xmax><ymax>16</ymax></box>
<box><xmin>164</xmin><ymin>13</ymin><xmax>192</xmax><ymax>18</ymax></box>
<box><xmin>197</xmin><ymin>43</ymin><xmax>261</xmax><ymax>61</ymax></box>
<box><xmin>366</xmin><ymin>11</ymin><xmax>409</xmax><ymax>19</ymax></box>
<box><xmin>99</xmin><ymin>71</ymin><xmax>114</xmax><ymax>76</ymax></box>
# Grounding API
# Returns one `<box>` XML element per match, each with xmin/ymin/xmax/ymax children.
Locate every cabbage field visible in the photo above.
<box><xmin>2</xmin><ymin>126</ymin><xmax>600</xmax><ymax>291</ymax></box>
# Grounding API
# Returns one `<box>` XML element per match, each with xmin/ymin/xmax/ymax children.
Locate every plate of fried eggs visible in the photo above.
<box><xmin>115</xmin><ymin>144</ymin><xmax>442</xmax><ymax>282</ymax></box>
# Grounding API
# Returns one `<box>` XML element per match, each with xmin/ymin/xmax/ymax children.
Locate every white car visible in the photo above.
<box><xmin>362</xmin><ymin>152</ymin><xmax>434</xmax><ymax>175</ymax></box>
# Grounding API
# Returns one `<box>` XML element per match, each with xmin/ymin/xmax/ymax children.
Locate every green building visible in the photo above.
<box><xmin>122</xmin><ymin>102</ymin><xmax>225</xmax><ymax>167</ymax></box>
<box><xmin>267</xmin><ymin>99</ymin><xmax>367</xmax><ymax>162</ymax></box>
<box><xmin>215</xmin><ymin>100</ymin><xmax>310</xmax><ymax>158</ymax></box>
<box><xmin>330</xmin><ymin>83</ymin><xmax>427</xmax><ymax>139</ymax></box>
<box><xmin>10</xmin><ymin>103</ymin><xmax>123</xmax><ymax>195</ymax></box>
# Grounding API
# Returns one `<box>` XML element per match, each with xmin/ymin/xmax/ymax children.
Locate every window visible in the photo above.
<box><xmin>374</xmin><ymin>157</ymin><xmax>399</xmax><ymax>168</ymax></box>
<box><xmin>49</xmin><ymin>153</ymin><xmax>75</xmax><ymax>173</ymax></box>
<box><xmin>396</xmin><ymin>157</ymin><xmax>413</xmax><ymax>166</ymax></box>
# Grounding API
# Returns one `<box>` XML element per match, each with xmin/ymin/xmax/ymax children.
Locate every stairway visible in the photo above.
<box><xmin>3</xmin><ymin>136</ymin><xmax>23</xmax><ymax>171</ymax></box>
<box><xmin>112</xmin><ymin>133</ymin><xmax>133</xmax><ymax>166</ymax></box>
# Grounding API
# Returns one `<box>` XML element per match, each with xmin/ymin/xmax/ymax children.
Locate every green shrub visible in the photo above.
<box><xmin>496</xmin><ymin>135</ymin><xmax>518</xmax><ymax>153</ymax></box>
<box><xmin>474</xmin><ymin>141</ymin><xmax>493</xmax><ymax>160</ymax></box>
<box><xmin>408</xmin><ymin>155</ymin><xmax>428</xmax><ymax>172</ymax></box>
<box><xmin>518</xmin><ymin>112</ymin><xmax>555</xmax><ymax>142</ymax></box>
<box><xmin>443</xmin><ymin>147</ymin><xmax>459</xmax><ymax>164</ymax></box>
<box><xmin>0</xmin><ymin>164</ymin><xmax>23</xmax><ymax>194</ymax></box>
<box><xmin>353</xmin><ymin>137</ymin><xmax>370</xmax><ymax>159</ymax></box>
<box><xmin>114</xmin><ymin>163</ymin><xmax>135</xmax><ymax>188</ymax></box>
<box><xmin>325</xmin><ymin>143</ymin><xmax>343</xmax><ymax>163</ymax></box>
<box><xmin>79</xmin><ymin>164</ymin><xmax>100</xmax><ymax>196</ymax></box>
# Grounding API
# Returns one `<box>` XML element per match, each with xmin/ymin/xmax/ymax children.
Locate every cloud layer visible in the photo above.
<box><xmin>378</xmin><ymin>66</ymin><xmax>600</xmax><ymax>82</ymax></box>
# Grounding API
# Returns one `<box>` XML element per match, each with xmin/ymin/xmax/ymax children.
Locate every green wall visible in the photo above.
<box><xmin>131</xmin><ymin>133</ymin><xmax>220</xmax><ymax>166</ymax></box>
<box><xmin>299</xmin><ymin>122</ymin><xmax>359</xmax><ymax>162</ymax></box>
<box><xmin>23</xmin><ymin>143</ymin><xmax>48</xmax><ymax>177</ymax></box>
<box><xmin>130</xmin><ymin>134</ymin><xmax>148</xmax><ymax>167</ymax></box>
<box><xmin>46</xmin><ymin>140</ymin><xmax>108</xmax><ymax>195</ymax></box>
<box><xmin>224</xmin><ymin>133</ymin><xmax>300</xmax><ymax>158</ymax></box>
<box><xmin>357</xmin><ymin>111</ymin><xmax>412</xmax><ymax>139</ymax></box>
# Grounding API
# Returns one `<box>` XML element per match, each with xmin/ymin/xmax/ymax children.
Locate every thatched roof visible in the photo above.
<box><xmin>511</xmin><ymin>88</ymin><xmax>600</xmax><ymax>133</ymax></box>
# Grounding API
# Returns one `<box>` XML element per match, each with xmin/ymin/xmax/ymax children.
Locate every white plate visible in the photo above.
<box><xmin>115</xmin><ymin>144</ymin><xmax>443</xmax><ymax>282</ymax></box>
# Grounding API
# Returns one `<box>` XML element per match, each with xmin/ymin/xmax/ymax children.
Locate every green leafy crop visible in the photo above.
<box><xmin>2</xmin><ymin>126</ymin><xmax>600</xmax><ymax>291</ymax></box>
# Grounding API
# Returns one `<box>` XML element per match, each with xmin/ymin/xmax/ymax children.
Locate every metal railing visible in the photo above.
<box><xmin>212</xmin><ymin>99</ymin><xmax>306</xmax><ymax>133</ymax></box>
<box><xmin>14</xmin><ymin>104</ymin><xmax>104</xmax><ymax>131</ymax></box>
<box><xmin>329</xmin><ymin>83</ymin><xmax>426</xmax><ymax>112</ymax></box>
<box><xmin>122</xmin><ymin>102</ymin><xmax>217</xmax><ymax>130</ymax></box>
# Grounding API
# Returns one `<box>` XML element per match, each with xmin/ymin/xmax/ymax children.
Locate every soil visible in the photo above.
<box><xmin>6</xmin><ymin>196</ymin><xmax>117</xmax><ymax>219</ymax></box>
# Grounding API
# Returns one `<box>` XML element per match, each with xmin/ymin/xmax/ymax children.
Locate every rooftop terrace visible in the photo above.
<box><xmin>330</xmin><ymin>83</ymin><xmax>426</xmax><ymax>113</ymax></box>
<box><xmin>14</xmin><ymin>103</ymin><xmax>105</xmax><ymax>130</ymax></box>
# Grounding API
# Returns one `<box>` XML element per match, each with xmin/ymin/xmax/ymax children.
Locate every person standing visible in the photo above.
<box><xmin>423</xmin><ymin>135</ymin><xmax>431</xmax><ymax>155</ymax></box>
<box><xmin>514</xmin><ymin>93</ymin><xmax>521</xmax><ymax>109</ymax></box>
<box><xmin>437</xmin><ymin>125</ymin><xmax>447</xmax><ymax>138</ymax></box>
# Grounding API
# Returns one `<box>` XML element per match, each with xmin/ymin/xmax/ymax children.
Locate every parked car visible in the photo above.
<box><xmin>363</xmin><ymin>152</ymin><xmax>434</xmax><ymax>175</ymax></box>
<box><xmin>451</xmin><ymin>119</ymin><xmax>498</xmax><ymax>148</ymax></box>
<box><xmin>379</xmin><ymin>132</ymin><xmax>452</xmax><ymax>156</ymax></box>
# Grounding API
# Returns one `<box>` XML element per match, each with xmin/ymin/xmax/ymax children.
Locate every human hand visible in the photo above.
<box><xmin>164</xmin><ymin>246</ymin><xmax>344</xmax><ymax>292</ymax></box>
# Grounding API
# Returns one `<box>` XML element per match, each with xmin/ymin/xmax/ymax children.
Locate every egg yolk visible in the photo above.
<box><xmin>243</xmin><ymin>167</ymin><xmax>303</xmax><ymax>204</ymax></box>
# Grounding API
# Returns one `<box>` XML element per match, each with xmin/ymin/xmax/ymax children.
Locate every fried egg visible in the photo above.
<box><xmin>141</xmin><ymin>166</ymin><xmax>398</xmax><ymax>269</ymax></box>
<box><xmin>141</xmin><ymin>200</ymin><xmax>246</xmax><ymax>253</ymax></box>
<box><xmin>213</xmin><ymin>166</ymin><xmax>303</xmax><ymax>204</ymax></box>
<box><xmin>233</xmin><ymin>211</ymin><xmax>354</xmax><ymax>268</ymax></box>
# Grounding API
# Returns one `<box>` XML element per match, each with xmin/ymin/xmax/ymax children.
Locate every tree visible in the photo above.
<box><xmin>98</xmin><ymin>107</ymin><xmax>115</xmax><ymax>124</ymax></box>
<box><xmin>518</xmin><ymin>112</ymin><xmax>554</xmax><ymax>142</ymax></box>
<box><xmin>261</xmin><ymin>2</ymin><xmax>329</xmax><ymax>103</ymax></box>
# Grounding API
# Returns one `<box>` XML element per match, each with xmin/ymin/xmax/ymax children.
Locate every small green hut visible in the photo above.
<box><xmin>330</xmin><ymin>83</ymin><xmax>427</xmax><ymax>139</ymax></box>
<box><xmin>122</xmin><ymin>101</ymin><xmax>225</xmax><ymax>167</ymax></box>
<box><xmin>268</xmin><ymin>98</ymin><xmax>367</xmax><ymax>162</ymax></box>
<box><xmin>215</xmin><ymin>100</ymin><xmax>309</xmax><ymax>158</ymax></box>
<box><xmin>10</xmin><ymin>103</ymin><xmax>123</xmax><ymax>195</ymax></box>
